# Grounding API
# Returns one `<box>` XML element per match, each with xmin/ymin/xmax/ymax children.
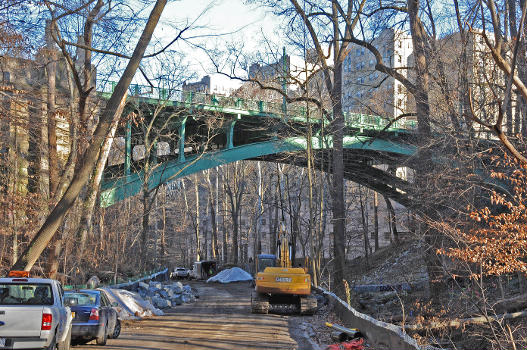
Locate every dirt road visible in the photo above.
<box><xmin>75</xmin><ymin>281</ymin><xmax>317</xmax><ymax>350</ymax></box>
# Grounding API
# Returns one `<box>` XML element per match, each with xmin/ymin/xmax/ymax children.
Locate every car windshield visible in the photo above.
<box><xmin>64</xmin><ymin>292</ymin><xmax>97</xmax><ymax>306</ymax></box>
<box><xmin>177</xmin><ymin>268</ymin><xmax>185</xmax><ymax>271</ymax></box>
<box><xmin>0</xmin><ymin>283</ymin><xmax>53</xmax><ymax>305</ymax></box>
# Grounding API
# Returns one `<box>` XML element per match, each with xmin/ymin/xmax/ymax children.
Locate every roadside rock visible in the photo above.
<box><xmin>131</xmin><ymin>280</ymin><xmax>198</xmax><ymax>309</ymax></box>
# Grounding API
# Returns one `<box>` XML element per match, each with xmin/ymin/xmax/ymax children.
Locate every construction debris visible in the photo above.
<box><xmin>325</xmin><ymin>322</ymin><xmax>363</xmax><ymax>340</ymax></box>
<box><xmin>206</xmin><ymin>267</ymin><xmax>253</xmax><ymax>283</ymax></box>
<box><xmin>136</xmin><ymin>280</ymin><xmax>196</xmax><ymax>309</ymax></box>
<box><xmin>101</xmin><ymin>280</ymin><xmax>198</xmax><ymax>320</ymax></box>
<box><xmin>326</xmin><ymin>338</ymin><xmax>365</xmax><ymax>350</ymax></box>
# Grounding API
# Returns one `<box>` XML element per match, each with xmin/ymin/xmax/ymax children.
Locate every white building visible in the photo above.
<box><xmin>342</xmin><ymin>28</ymin><xmax>413</xmax><ymax>119</ymax></box>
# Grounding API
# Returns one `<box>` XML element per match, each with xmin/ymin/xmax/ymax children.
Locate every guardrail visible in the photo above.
<box><xmin>64</xmin><ymin>268</ymin><xmax>168</xmax><ymax>290</ymax></box>
<box><xmin>97</xmin><ymin>81</ymin><xmax>417</xmax><ymax>131</ymax></box>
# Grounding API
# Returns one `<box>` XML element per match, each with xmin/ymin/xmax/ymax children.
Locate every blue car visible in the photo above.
<box><xmin>64</xmin><ymin>290</ymin><xmax>120</xmax><ymax>345</ymax></box>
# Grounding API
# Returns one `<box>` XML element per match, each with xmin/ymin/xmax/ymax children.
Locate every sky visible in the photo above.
<box><xmin>159</xmin><ymin>0</ymin><xmax>284</xmax><ymax>81</ymax></box>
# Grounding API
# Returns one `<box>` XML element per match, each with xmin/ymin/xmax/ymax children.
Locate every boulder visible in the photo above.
<box><xmin>172</xmin><ymin>282</ymin><xmax>183</xmax><ymax>293</ymax></box>
<box><xmin>138</xmin><ymin>281</ymin><xmax>149</xmax><ymax>289</ymax></box>
<box><xmin>171</xmin><ymin>294</ymin><xmax>183</xmax><ymax>305</ymax></box>
<box><xmin>152</xmin><ymin>296</ymin><xmax>170</xmax><ymax>309</ymax></box>
<box><xmin>150</xmin><ymin>282</ymin><xmax>162</xmax><ymax>289</ymax></box>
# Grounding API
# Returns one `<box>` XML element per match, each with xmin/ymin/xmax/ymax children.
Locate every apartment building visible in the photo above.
<box><xmin>342</xmin><ymin>28</ymin><xmax>413</xmax><ymax>118</ymax></box>
<box><xmin>182</xmin><ymin>74</ymin><xmax>241</xmax><ymax>96</ymax></box>
<box><xmin>430</xmin><ymin>30</ymin><xmax>523</xmax><ymax>134</ymax></box>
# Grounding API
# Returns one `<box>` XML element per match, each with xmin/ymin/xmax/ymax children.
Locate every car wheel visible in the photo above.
<box><xmin>57</xmin><ymin>326</ymin><xmax>71</xmax><ymax>350</ymax></box>
<box><xmin>96</xmin><ymin>323</ymin><xmax>107</xmax><ymax>345</ymax></box>
<box><xmin>109</xmin><ymin>319</ymin><xmax>121</xmax><ymax>339</ymax></box>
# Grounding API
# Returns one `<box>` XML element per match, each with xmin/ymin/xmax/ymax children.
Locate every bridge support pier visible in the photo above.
<box><xmin>178</xmin><ymin>116</ymin><xmax>188</xmax><ymax>162</ymax></box>
<box><xmin>226</xmin><ymin>115</ymin><xmax>240</xmax><ymax>149</ymax></box>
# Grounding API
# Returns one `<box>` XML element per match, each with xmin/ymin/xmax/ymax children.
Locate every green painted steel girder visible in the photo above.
<box><xmin>100</xmin><ymin>136</ymin><xmax>416</xmax><ymax>207</ymax></box>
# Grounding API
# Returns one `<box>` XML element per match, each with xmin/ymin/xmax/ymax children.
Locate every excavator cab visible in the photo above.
<box><xmin>256</xmin><ymin>254</ymin><xmax>277</xmax><ymax>273</ymax></box>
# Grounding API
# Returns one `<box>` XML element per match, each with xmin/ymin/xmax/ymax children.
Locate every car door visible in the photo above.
<box><xmin>100</xmin><ymin>293</ymin><xmax>116</xmax><ymax>334</ymax></box>
<box><xmin>52</xmin><ymin>282</ymin><xmax>71</xmax><ymax>342</ymax></box>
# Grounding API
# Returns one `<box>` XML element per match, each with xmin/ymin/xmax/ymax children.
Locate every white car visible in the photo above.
<box><xmin>172</xmin><ymin>267</ymin><xmax>190</xmax><ymax>279</ymax></box>
<box><xmin>0</xmin><ymin>272</ymin><xmax>72</xmax><ymax>349</ymax></box>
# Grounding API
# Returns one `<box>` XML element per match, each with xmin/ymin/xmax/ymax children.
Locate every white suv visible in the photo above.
<box><xmin>172</xmin><ymin>267</ymin><xmax>189</xmax><ymax>279</ymax></box>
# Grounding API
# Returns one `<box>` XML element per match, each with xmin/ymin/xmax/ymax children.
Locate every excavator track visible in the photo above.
<box><xmin>251</xmin><ymin>291</ymin><xmax>270</xmax><ymax>314</ymax></box>
<box><xmin>300</xmin><ymin>295</ymin><xmax>317</xmax><ymax>315</ymax></box>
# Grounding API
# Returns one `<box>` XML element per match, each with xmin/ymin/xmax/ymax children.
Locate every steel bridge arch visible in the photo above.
<box><xmin>100</xmin><ymin>136</ymin><xmax>416</xmax><ymax>207</ymax></box>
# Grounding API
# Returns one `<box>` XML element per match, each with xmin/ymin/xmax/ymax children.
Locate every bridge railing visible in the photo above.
<box><xmin>344</xmin><ymin>112</ymin><xmax>417</xmax><ymax>130</ymax></box>
<box><xmin>98</xmin><ymin>81</ymin><xmax>416</xmax><ymax>130</ymax></box>
<box><xmin>97</xmin><ymin>81</ymin><xmax>324</xmax><ymax>119</ymax></box>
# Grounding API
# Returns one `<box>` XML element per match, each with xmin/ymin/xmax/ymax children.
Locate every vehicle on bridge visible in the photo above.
<box><xmin>251</xmin><ymin>230</ymin><xmax>317</xmax><ymax>315</ymax></box>
<box><xmin>0</xmin><ymin>271</ymin><xmax>72</xmax><ymax>349</ymax></box>
<box><xmin>64</xmin><ymin>289</ymin><xmax>119</xmax><ymax>345</ymax></box>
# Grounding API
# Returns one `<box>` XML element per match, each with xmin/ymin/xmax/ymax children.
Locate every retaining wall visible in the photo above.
<box><xmin>318</xmin><ymin>287</ymin><xmax>440</xmax><ymax>350</ymax></box>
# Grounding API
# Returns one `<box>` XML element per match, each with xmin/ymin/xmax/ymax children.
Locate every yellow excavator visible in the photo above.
<box><xmin>251</xmin><ymin>229</ymin><xmax>317</xmax><ymax>315</ymax></box>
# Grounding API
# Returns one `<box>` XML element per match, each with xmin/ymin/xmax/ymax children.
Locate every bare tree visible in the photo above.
<box><xmin>12</xmin><ymin>0</ymin><xmax>168</xmax><ymax>271</ymax></box>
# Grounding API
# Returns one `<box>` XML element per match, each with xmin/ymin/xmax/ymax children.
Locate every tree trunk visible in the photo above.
<box><xmin>359</xmin><ymin>187</ymin><xmax>370</xmax><ymax>264</ymax></box>
<box><xmin>384</xmin><ymin>196</ymin><xmax>399</xmax><ymax>245</ymax></box>
<box><xmin>222</xmin><ymin>186</ymin><xmax>228</xmax><ymax>264</ymax></box>
<box><xmin>208</xmin><ymin>182</ymin><xmax>218</xmax><ymax>260</ymax></box>
<box><xmin>11</xmin><ymin>0</ymin><xmax>167</xmax><ymax>271</ymax></box>
<box><xmin>330</xmin><ymin>66</ymin><xmax>346</xmax><ymax>293</ymax></box>
<box><xmin>141</xmin><ymin>189</ymin><xmax>151</xmax><ymax>270</ymax></box>
<box><xmin>77</xmin><ymin>111</ymin><xmax>120</xmax><ymax>255</ymax></box>
<box><xmin>194</xmin><ymin>174</ymin><xmax>201</xmax><ymax>261</ymax></box>
<box><xmin>373</xmin><ymin>192</ymin><xmax>379</xmax><ymax>251</ymax></box>
<box><xmin>408</xmin><ymin>0</ymin><xmax>443</xmax><ymax>299</ymax></box>
<box><xmin>45</xmin><ymin>21</ymin><xmax>59</xmax><ymax>198</ymax></box>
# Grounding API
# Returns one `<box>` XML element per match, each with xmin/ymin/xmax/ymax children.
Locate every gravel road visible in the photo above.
<box><xmin>74</xmin><ymin>281</ymin><xmax>318</xmax><ymax>350</ymax></box>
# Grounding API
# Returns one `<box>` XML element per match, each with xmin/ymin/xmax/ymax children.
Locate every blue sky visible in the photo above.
<box><xmin>160</xmin><ymin>1</ymin><xmax>283</xmax><ymax>76</ymax></box>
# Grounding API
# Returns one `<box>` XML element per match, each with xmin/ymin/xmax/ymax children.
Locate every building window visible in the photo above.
<box><xmin>2</xmin><ymin>71</ymin><xmax>10</xmax><ymax>83</ymax></box>
<box><xmin>369</xmin><ymin>59</ymin><xmax>375</xmax><ymax>67</ymax></box>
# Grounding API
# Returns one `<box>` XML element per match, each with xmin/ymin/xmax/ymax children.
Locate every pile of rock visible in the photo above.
<box><xmin>136</xmin><ymin>280</ymin><xmax>196</xmax><ymax>309</ymax></box>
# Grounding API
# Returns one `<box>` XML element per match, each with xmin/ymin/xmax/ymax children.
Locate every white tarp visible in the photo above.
<box><xmin>206</xmin><ymin>267</ymin><xmax>253</xmax><ymax>283</ymax></box>
<box><xmin>103</xmin><ymin>288</ymin><xmax>164</xmax><ymax>319</ymax></box>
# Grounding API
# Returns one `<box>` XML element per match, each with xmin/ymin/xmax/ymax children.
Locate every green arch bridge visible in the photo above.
<box><xmin>99</xmin><ymin>82</ymin><xmax>418</xmax><ymax>207</ymax></box>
